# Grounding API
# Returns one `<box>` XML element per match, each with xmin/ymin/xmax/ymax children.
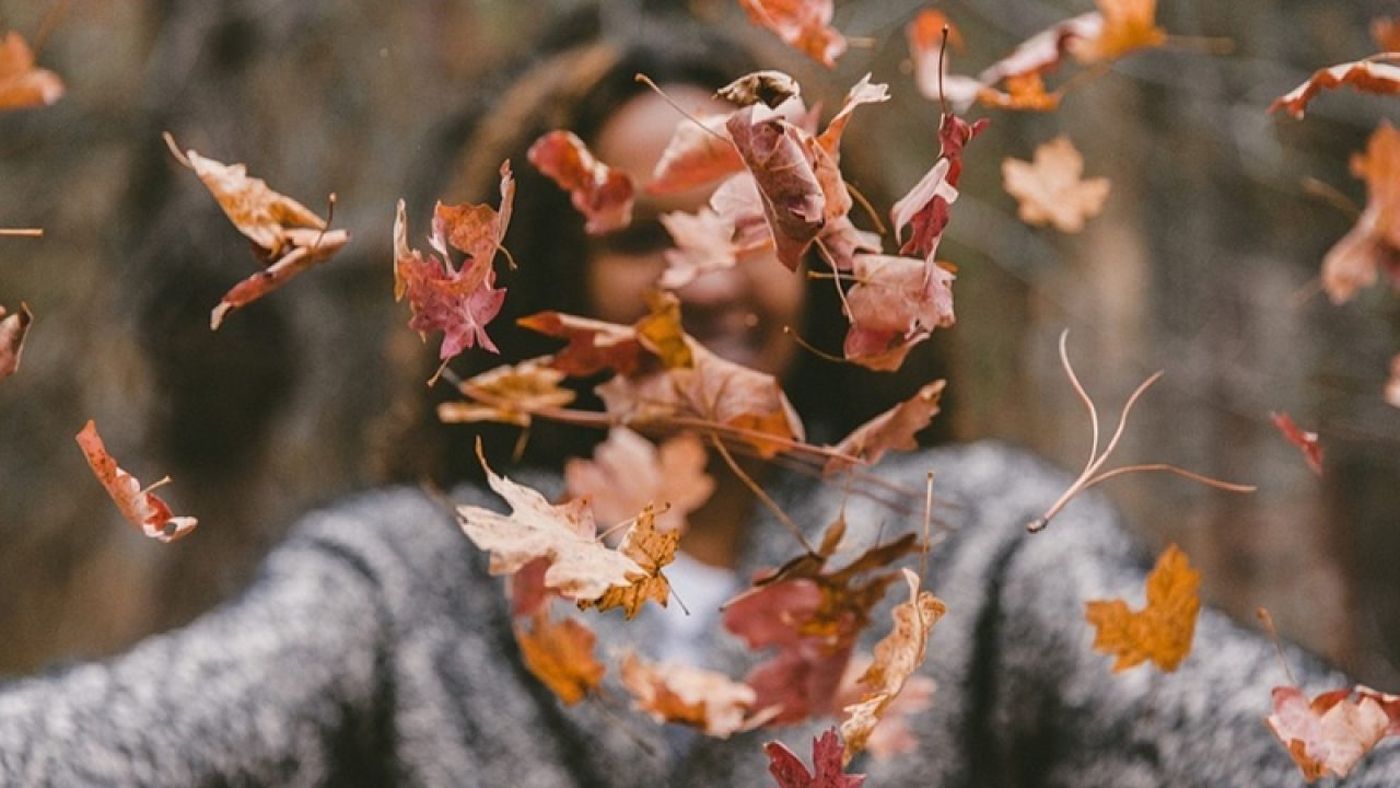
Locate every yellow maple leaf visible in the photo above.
<box><xmin>1071</xmin><ymin>0</ymin><xmax>1167</xmax><ymax>64</ymax></box>
<box><xmin>577</xmin><ymin>505</ymin><xmax>678</xmax><ymax>620</ymax></box>
<box><xmin>1085</xmin><ymin>543</ymin><xmax>1200</xmax><ymax>672</ymax></box>
<box><xmin>514</xmin><ymin>611</ymin><xmax>605</xmax><ymax>705</ymax></box>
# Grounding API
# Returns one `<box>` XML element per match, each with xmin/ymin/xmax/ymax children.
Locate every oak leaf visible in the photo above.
<box><xmin>75</xmin><ymin>420</ymin><xmax>197</xmax><ymax>543</ymax></box>
<box><xmin>1002</xmin><ymin>136</ymin><xmax>1110</xmax><ymax>233</ymax></box>
<box><xmin>843</xmin><ymin>255</ymin><xmax>956</xmax><ymax>372</ymax></box>
<box><xmin>738</xmin><ymin>0</ymin><xmax>847</xmax><ymax>68</ymax></box>
<box><xmin>1270</xmin><ymin>411</ymin><xmax>1323</xmax><ymax>476</ymax></box>
<box><xmin>0</xmin><ymin>31</ymin><xmax>63</xmax><ymax>112</ymax></box>
<box><xmin>1270</xmin><ymin>58</ymin><xmax>1400</xmax><ymax>120</ymax></box>
<box><xmin>839</xmin><ymin>569</ymin><xmax>946</xmax><ymax>763</ymax></box>
<box><xmin>1321</xmin><ymin>122</ymin><xmax>1400</xmax><ymax>304</ymax></box>
<box><xmin>564</xmin><ymin>428</ymin><xmax>715</xmax><ymax>533</ymax></box>
<box><xmin>826</xmin><ymin>380</ymin><xmax>945</xmax><ymax>473</ymax></box>
<box><xmin>514</xmin><ymin>610</ymin><xmax>605</xmax><ymax>705</ymax></box>
<box><xmin>576</xmin><ymin>505</ymin><xmax>678</xmax><ymax>619</ymax></box>
<box><xmin>764</xmin><ymin>728</ymin><xmax>865</xmax><ymax>788</ymax></box>
<box><xmin>0</xmin><ymin>303</ymin><xmax>33</xmax><ymax>382</ymax></box>
<box><xmin>457</xmin><ymin>441</ymin><xmax>644</xmax><ymax>601</ymax></box>
<box><xmin>1084</xmin><ymin>543</ymin><xmax>1200</xmax><ymax>672</ymax></box>
<box><xmin>166</xmin><ymin>133</ymin><xmax>351</xmax><ymax>328</ymax></box>
<box><xmin>528</xmin><ymin>130</ymin><xmax>635</xmax><ymax>235</ymax></box>
<box><xmin>619</xmin><ymin>652</ymin><xmax>759</xmax><ymax>737</ymax></box>
<box><xmin>1266</xmin><ymin>685</ymin><xmax>1395</xmax><ymax>782</ymax></box>
<box><xmin>437</xmin><ymin>357</ymin><xmax>575</xmax><ymax>428</ymax></box>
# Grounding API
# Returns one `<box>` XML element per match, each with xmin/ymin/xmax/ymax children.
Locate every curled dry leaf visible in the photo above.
<box><xmin>724</xmin><ymin>520</ymin><xmax>920</xmax><ymax>723</ymax></box>
<box><xmin>839</xmin><ymin>569</ymin><xmax>946</xmax><ymax>763</ymax></box>
<box><xmin>75</xmin><ymin>420</ymin><xmax>197</xmax><ymax>543</ymax></box>
<box><xmin>165</xmin><ymin>133</ymin><xmax>351</xmax><ymax>328</ymax></box>
<box><xmin>1002</xmin><ymin>136</ymin><xmax>1110</xmax><ymax>233</ymax></box>
<box><xmin>0</xmin><ymin>303</ymin><xmax>33</xmax><ymax>382</ymax></box>
<box><xmin>649</xmin><ymin>114</ymin><xmax>743</xmax><ymax>196</ymax></box>
<box><xmin>1270</xmin><ymin>411</ymin><xmax>1323</xmax><ymax>476</ymax></box>
<box><xmin>514</xmin><ymin>610</ymin><xmax>605</xmax><ymax>705</ymax></box>
<box><xmin>835</xmin><ymin>655</ymin><xmax>936</xmax><ymax>759</ymax></box>
<box><xmin>1084</xmin><ymin>543</ymin><xmax>1200</xmax><ymax>672</ymax></box>
<box><xmin>619</xmin><ymin>652</ymin><xmax>758</xmax><ymax>737</ymax></box>
<box><xmin>0</xmin><ymin>31</ymin><xmax>64</xmax><ymax>111</ymax></box>
<box><xmin>1270</xmin><ymin>58</ymin><xmax>1400</xmax><ymax>120</ymax></box>
<box><xmin>1321</xmin><ymin>122</ymin><xmax>1400</xmax><ymax>304</ymax></box>
<box><xmin>564</xmin><ymin>427</ymin><xmax>715</xmax><ymax>533</ymax></box>
<box><xmin>528</xmin><ymin>130</ymin><xmax>635</xmax><ymax>234</ymax></box>
<box><xmin>726</xmin><ymin>104</ymin><xmax>826</xmax><ymax>271</ymax></box>
<box><xmin>764</xmin><ymin>728</ymin><xmax>866</xmax><ymax>788</ymax></box>
<box><xmin>826</xmin><ymin>380</ymin><xmax>945</xmax><ymax>473</ymax></box>
<box><xmin>576</xmin><ymin>504</ymin><xmax>678</xmax><ymax>620</ymax></box>
<box><xmin>738</xmin><ymin>0</ymin><xmax>847</xmax><ymax>68</ymax></box>
<box><xmin>1266</xmin><ymin>685</ymin><xmax>1399</xmax><ymax>782</ymax></box>
<box><xmin>517</xmin><ymin>311</ymin><xmax>643</xmax><ymax>377</ymax></box>
<box><xmin>718</xmin><ymin>70</ymin><xmax>803</xmax><ymax>109</ymax></box>
<box><xmin>437</xmin><ymin>356</ymin><xmax>575</xmax><ymax>428</ymax></box>
<box><xmin>891</xmin><ymin>113</ymin><xmax>987</xmax><ymax>262</ymax></box>
<box><xmin>975</xmin><ymin>72</ymin><xmax>1063</xmax><ymax>112</ymax></box>
<box><xmin>457</xmin><ymin>440</ymin><xmax>643</xmax><ymax>601</ymax></box>
<box><xmin>843</xmin><ymin>255</ymin><xmax>956</xmax><ymax>372</ymax></box>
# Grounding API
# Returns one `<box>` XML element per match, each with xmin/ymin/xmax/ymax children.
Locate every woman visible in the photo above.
<box><xmin>1</xmin><ymin>6</ymin><xmax>1394</xmax><ymax>786</ymax></box>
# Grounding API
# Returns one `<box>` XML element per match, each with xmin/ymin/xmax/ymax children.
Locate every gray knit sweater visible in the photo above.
<box><xmin>1</xmin><ymin>441</ymin><xmax>1395</xmax><ymax>786</ymax></box>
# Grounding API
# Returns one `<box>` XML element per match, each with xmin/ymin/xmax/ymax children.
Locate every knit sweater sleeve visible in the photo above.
<box><xmin>0</xmin><ymin>486</ymin><xmax>583</xmax><ymax>787</ymax></box>
<box><xmin>875</xmin><ymin>441</ymin><xmax>1400</xmax><ymax>787</ymax></box>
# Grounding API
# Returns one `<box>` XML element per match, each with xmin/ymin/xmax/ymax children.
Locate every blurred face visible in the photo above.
<box><xmin>588</xmin><ymin>86</ymin><xmax>806</xmax><ymax>378</ymax></box>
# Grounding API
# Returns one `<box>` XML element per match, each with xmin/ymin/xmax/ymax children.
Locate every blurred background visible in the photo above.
<box><xmin>1</xmin><ymin>0</ymin><xmax>1397</xmax><ymax>688</ymax></box>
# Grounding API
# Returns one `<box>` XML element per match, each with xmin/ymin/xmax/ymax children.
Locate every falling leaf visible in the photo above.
<box><xmin>843</xmin><ymin>255</ymin><xmax>956</xmax><ymax>372</ymax></box>
<box><xmin>1321</xmin><ymin>122</ymin><xmax>1400</xmax><ymax>304</ymax></box>
<box><xmin>394</xmin><ymin>183</ymin><xmax>510</xmax><ymax>360</ymax></box>
<box><xmin>834</xmin><ymin>655</ymin><xmax>936</xmax><ymax>759</ymax></box>
<box><xmin>564</xmin><ymin>428</ymin><xmax>715</xmax><ymax>533</ymax></box>
<box><xmin>724</xmin><ymin>521</ymin><xmax>919</xmax><ymax>723</ymax></box>
<box><xmin>1386</xmin><ymin>354</ymin><xmax>1400</xmax><ymax>409</ymax></box>
<box><xmin>457</xmin><ymin>441</ymin><xmax>644</xmax><ymax>602</ymax></box>
<box><xmin>1270</xmin><ymin>58</ymin><xmax>1400</xmax><ymax>120</ymax></box>
<box><xmin>1266</xmin><ymin>685</ymin><xmax>1395</xmax><ymax>782</ymax></box>
<box><xmin>577</xmin><ymin>505</ymin><xmax>679</xmax><ymax>620</ymax></box>
<box><xmin>514</xmin><ymin>610</ymin><xmax>605</xmax><ymax>705</ymax></box>
<box><xmin>437</xmin><ymin>357</ymin><xmax>575</xmax><ymax>427</ymax></box>
<box><xmin>975</xmin><ymin>72</ymin><xmax>1063</xmax><ymax>112</ymax></box>
<box><xmin>619</xmin><ymin>652</ymin><xmax>759</xmax><ymax>737</ymax></box>
<box><xmin>0</xmin><ymin>303</ymin><xmax>33</xmax><ymax>382</ymax></box>
<box><xmin>726</xmin><ymin>104</ymin><xmax>826</xmax><ymax>271</ymax></box>
<box><xmin>1084</xmin><ymin>543</ymin><xmax>1200</xmax><ymax>672</ymax></box>
<box><xmin>1068</xmin><ymin>0</ymin><xmax>1167</xmax><ymax>64</ymax></box>
<box><xmin>0</xmin><ymin>31</ymin><xmax>63</xmax><ymax>112</ymax></box>
<box><xmin>649</xmin><ymin>115</ymin><xmax>744</xmax><ymax>196</ymax></box>
<box><xmin>1002</xmin><ymin>136</ymin><xmax>1111</xmax><ymax>233</ymax></box>
<box><xmin>891</xmin><ymin>113</ymin><xmax>987</xmax><ymax>262</ymax></box>
<box><xmin>635</xmin><ymin>291</ymin><xmax>694</xmax><ymax>369</ymax></box>
<box><xmin>165</xmin><ymin>133</ymin><xmax>352</xmax><ymax>328</ymax></box>
<box><xmin>826</xmin><ymin>380</ymin><xmax>945</xmax><ymax>473</ymax></box>
<box><xmin>764</xmin><ymin>728</ymin><xmax>866</xmax><ymax>788</ymax></box>
<box><xmin>1270</xmin><ymin>411</ymin><xmax>1323</xmax><ymax>476</ymax></box>
<box><xmin>815</xmin><ymin>75</ymin><xmax>890</xmax><ymax>157</ymax></box>
<box><xmin>75</xmin><ymin>420</ymin><xmax>197</xmax><ymax>543</ymax></box>
<box><xmin>517</xmin><ymin>311</ymin><xmax>644</xmax><ymax>377</ymax></box>
<box><xmin>738</xmin><ymin>0</ymin><xmax>847</xmax><ymax>68</ymax></box>
<box><xmin>839</xmin><ymin>568</ymin><xmax>946</xmax><ymax>763</ymax></box>
<box><xmin>718</xmin><ymin>70</ymin><xmax>803</xmax><ymax>109</ymax></box>
<box><xmin>528</xmin><ymin>130</ymin><xmax>635</xmax><ymax>235</ymax></box>
<box><xmin>659</xmin><ymin>208</ymin><xmax>740</xmax><ymax>289</ymax></box>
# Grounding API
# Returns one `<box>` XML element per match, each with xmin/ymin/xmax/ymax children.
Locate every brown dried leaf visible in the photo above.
<box><xmin>718</xmin><ymin>70</ymin><xmax>803</xmax><ymax>109</ymax></box>
<box><xmin>0</xmin><ymin>31</ymin><xmax>63</xmax><ymax>112</ymax></box>
<box><xmin>437</xmin><ymin>357</ymin><xmax>575</xmax><ymax>427</ymax></box>
<box><xmin>1084</xmin><ymin>543</ymin><xmax>1200</xmax><ymax>672</ymax></box>
<box><xmin>826</xmin><ymin>380</ymin><xmax>945</xmax><ymax>473</ymax></box>
<box><xmin>649</xmin><ymin>114</ymin><xmax>743</xmax><ymax>195</ymax></box>
<box><xmin>1266</xmin><ymin>685</ymin><xmax>1393</xmax><ymax>782</ymax></box>
<box><xmin>528</xmin><ymin>130</ymin><xmax>635</xmax><ymax>234</ymax></box>
<box><xmin>395</xmin><ymin>198</ymin><xmax>507</xmax><ymax>359</ymax></box>
<box><xmin>1322</xmin><ymin>122</ymin><xmax>1400</xmax><ymax>304</ymax></box>
<box><xmin>738</xmin><ymin>0</ymin><xmax>847</xmax><ymax>68</ymax></box>
<box><xmin>1068</xmin><ymin>0</ymin><xmax>1167</xmax><ymax>64</ymax></box>
<box><xmin>636</xmin><ymin>291</ymin><xmax>694</xmax><ymax>369</ymax></box>
<box><xmin>843</xmin><ymin>255</ymin><xmax>956</xmax><ymax>372</ymax></box>
<box><xmin>75</xmin><ymin>420</ymin><xmax>197</xmax><ymax>543</ymax></box>
<box><xmin>619</xmin><ymin>652</ymin><xmax>758</xmax><ymax>737</ymax></box>
<box><xmin>0</xmin><ymin>303</ymin><xmax>33</xmax><ymax>382</ymax></box>
<box><xmin>839</xmin><ymin>568</ymin><xmax>946</xmax><ymax>763</ymax></box>
<box><xmin>1270</xmin><ymin>58</ymin><xmax>1400</xmax><ymax>120</ymax></box>
<box><xmin>457</xmin><ymin>441</ymin><xmax>643</xmax><ymax>601</ymax></box>
<box><xmin>726</xmin><ymin>105</ymin><xmax>826</xmax><ymax>271</ymax></box>
<box><xmin>659</xmin><ymin>208</ymin><xmax>739</xmax><ymax>289</ymax></box>
<box><xmin>1002</xmin><ymin>137</ymin><xmax>1110</xmax><ymax>233</ymax></box>
<box><xmin>564</xmin><ymin>428</ymin><xmax>715</xmax><ymax>533</ymax></box>
<box><xmin>518</xmin><ymin>311</ymin><xmax>644</xmax><ymax>377</ymax></box>
<box><xmin>577</xmin><ymin>505</ymin><xmax>679</xmax><ymax>619</ymax></box>
<box><xmin>514</xmin><ymin>611</ymin><xmax>605</xmax><ymax>705</ymax></box>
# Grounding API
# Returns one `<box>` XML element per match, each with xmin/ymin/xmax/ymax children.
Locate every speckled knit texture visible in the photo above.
<box><xmin>1</xmin><ymin>441</ymin><xmax>1395</xmax><ymax>786</ymax></box>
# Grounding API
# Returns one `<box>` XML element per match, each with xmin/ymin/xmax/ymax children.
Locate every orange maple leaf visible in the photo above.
<box><xmin>1085</xmin><ymin>543</ymin><xmax>1200</xmax><ymax>672</ymax></box>
<box><xmin>1069</xmin><ymin>0</ymin><xmax>1167</xmax><ymax>64</ymax></box>
<box><xmin>576</xmin><ymin>504</ymin><xmax>679</xmax><ymax>620</ymax></box>
<box><xmin>0</xmin><ymin>31</ymin><xmax>63</xmax><ymax>112</ymax></box>
<box><xmin>1002</xmin><ymin>136</ymin><xmax>1111</xmax><ymax>233</ymax></box>
<box><xmin>976</xmin><ymin>72</ymin><xmax>1063</xmax><ymax>112</ymax></box>
<box><xmin>514</xmin><ymin>611</ymin><xmax>605</xmax><ymax>705</ymax></box>
<box><xmin>737</xmin><ymin>0</ymin><xmax>847</xmax><ymax>68</ymax></box>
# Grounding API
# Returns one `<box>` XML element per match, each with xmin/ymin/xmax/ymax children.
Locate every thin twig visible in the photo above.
<box><xmin>845</xmin><ymin>181</ymin><xmax>887</xmax><ymax>235</ymax></box>
<box><xmin>1301</xmin><ymin>177</ymin><xmax>1361</xmax><ymax>218</ymax></box>
<box><xmin>0</xmin><ymin>228</ymin><xmax>43</xmax><ymax>238</ymax></box>
<box><xmin>783</xmin><ymin>325</ymin><xmax>849</xmax><ymax>364</ymax></box>
<box><xmin>918</xmin><ymin>471</ymin><xmax>934</xmax><ymax>583</ymax></box>
<box><xmin>1256</xmin><ymin>608</ymin><xmax>1298</xmax><ymax>687</ymax></box>
<box><xmin>1082</xmin><ymin>464</ymin><xmax>1257</xmax><ymax>494</ymax></box>
<box><xmin>635</xmin><ymin>73</ymin><xmax>728</xmax><ymax>143</ymax></box>
<box><xmin>708</xmin><ymin>433</ymin><xmax>817</xmax><ymax>555</ymax></box>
